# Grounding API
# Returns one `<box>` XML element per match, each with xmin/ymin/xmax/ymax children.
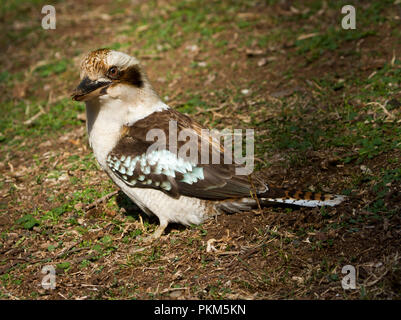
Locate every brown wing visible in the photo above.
<box><xmin>107</xmin><ymin>108</ymin><xmax>266</xmax><ymax>200</ymax></box>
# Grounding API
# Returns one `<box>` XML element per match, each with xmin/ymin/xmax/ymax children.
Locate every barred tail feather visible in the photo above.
<box><xmin>217</xmin><ymin>188</ymin><xmax>346</xmax><ymax>214</ymax></box>
<box><xmin>259</xmin><ymin>188</ymin><xmax>346</xmax><ymax>207</ymax></box>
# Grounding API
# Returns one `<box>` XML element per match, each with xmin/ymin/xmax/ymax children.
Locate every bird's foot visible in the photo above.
<box><xmin>141</xmin><ymin>222</ymin><xmax>168</xmax><ymax>243</ymax></box>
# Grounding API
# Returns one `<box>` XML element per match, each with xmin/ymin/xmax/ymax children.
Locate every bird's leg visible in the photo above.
<box><xmin>142</xmin><ymin>219</ymin><xmax>168</xmax><ymax>243</ymax></box>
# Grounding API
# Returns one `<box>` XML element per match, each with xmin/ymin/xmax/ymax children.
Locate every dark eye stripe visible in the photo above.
<box><xmin>120</xmin><ymin>65</ymin><xmax>143</xmax><ymax>88</ymax></box>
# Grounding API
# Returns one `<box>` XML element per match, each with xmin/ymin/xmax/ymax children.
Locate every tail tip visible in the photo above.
<box><xmin>323</xmin><ymin>194</ymin><xmax>347</xmax><ymax>206</ymax></box>
<box><xmin>263</xmin><ymin>194</ymin><xmax>347</xmax><ymax>207</ymax></box>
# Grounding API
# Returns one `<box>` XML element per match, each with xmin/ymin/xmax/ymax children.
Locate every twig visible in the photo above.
<box><xmin>84</xmin><ymin>190</ymin><xmax>118</xmax><ymax>211</ymax></box>
<box><xmin>366</xmin><ymin>101</ymin><xmax>395</xmax><ymax>119</ymax></box>
<box><xmin>115</xmin><ymin>223</ymin><xmax>134</xmax><ymax>240</ymax></box>
<box><xmin>160</xmin><ymin>287</ymin><xmax>188</xmax><ymax>293</ymax></box>
<box><xmin>194</xmin><ymin>103</ymin><xmax>228</xmax><ymax>116</ymax></box>
<box><xmin>391</xmin><ymin>49</ymin><xmax>396</xmax><ymax>67</ymax></box>
<box><xmin>58</xmin><ymin>292</ymin><xmax>68</xmax><ymax>299</ymax></box>
<box><xmin>23</xmin><ymin>106</ymin><xmax>45</xmax><ymax>125</ymax></box>
<box><xmin>129</xmin><ymin>246</ymin><xmax>150</xmax><ymax>254</ymax></box>
<box><xmin>216</xmin><ymin>251</ymin><xmax>240</xmax><ymax>255</ymax></box>
<box><xmin>227</xmin><ymin>241</ymin><xmax>267</xmax><ymax>267</ymax></box>
<box><xmin>365</xmin><ymin>270</ymin><xmax>389</xmax><ymax>287</ymax></box>
<box><xmin>56</xmin><ymin>246</ymin><xmax>89</xmax><ymax>259</ymax></box>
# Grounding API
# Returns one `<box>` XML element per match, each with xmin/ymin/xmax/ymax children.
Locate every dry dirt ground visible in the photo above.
<box><xmin>0</xmin><ymin>0</ymin><xmax>401</xmax><ymax>300</ymax></box>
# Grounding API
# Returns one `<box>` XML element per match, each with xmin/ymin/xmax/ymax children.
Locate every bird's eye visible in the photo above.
<box><xmin>108</xmin><ymin>66</ymin><xmax>119</xmax><ymax>79</ymax></box>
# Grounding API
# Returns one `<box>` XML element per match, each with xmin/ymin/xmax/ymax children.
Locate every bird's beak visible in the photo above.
<box><xmin>71</xmin><ymin>76</ymin><xmax>112</xmax><ymax>101</ymax></box>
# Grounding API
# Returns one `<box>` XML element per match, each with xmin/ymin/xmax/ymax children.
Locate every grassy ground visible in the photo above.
<box><xmin>1</xmin><ymin>0</ymin><xmax>400</xmax><ymax>299</ymax></box>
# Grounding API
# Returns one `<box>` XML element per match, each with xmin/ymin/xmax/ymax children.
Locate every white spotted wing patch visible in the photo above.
<box><xmin>106</xmin><ymin>149</ymin><xmax>204</xmax><ymax>193</ymax></box>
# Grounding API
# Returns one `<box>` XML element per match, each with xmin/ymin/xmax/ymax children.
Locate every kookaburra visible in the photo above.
<box><xmin>72</xmin><ymin>49</ymin><xmax>345</xmax><ymax>241</ymax></box>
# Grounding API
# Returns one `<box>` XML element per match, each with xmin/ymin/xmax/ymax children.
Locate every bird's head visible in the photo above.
<box><xmin>72</xmin><ymin>48</ymin><xmax>151</xmax><ymax>102</ymax></box>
